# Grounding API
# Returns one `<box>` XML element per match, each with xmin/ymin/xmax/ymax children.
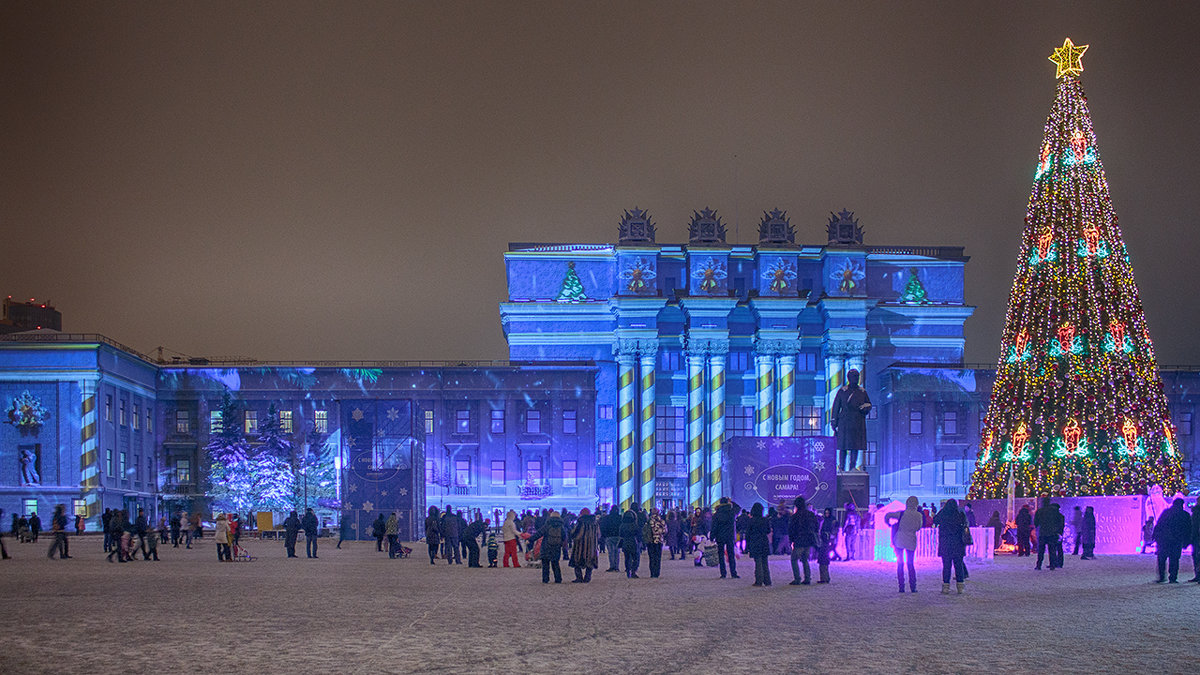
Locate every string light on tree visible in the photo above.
<box><xmin>968</xmin><ymin>40</ymin><xmax>1187</xmax><ymax>499</ymax></box>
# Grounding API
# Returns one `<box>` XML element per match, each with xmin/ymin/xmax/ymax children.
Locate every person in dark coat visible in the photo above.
<box><xmin>1034</xmin><ymin>498</ymin><xmax>1055</xmax><ymax>569</ymax></box>
<box><xmin>830</xmin><ymin>368</ymin><xmax>871</xmax><ymax>472</ymax></box>
<box><xmin>1048</xmin><ymin>503</ymin><xmax>1066</xmax><ymax>570</ymax></box>
<box><xmin>618</xmin><ymin>510</ymin><xmax>641</xmax><ymax>578</ymax></box>
<box><xmin>932</xmin><ymin>498</ymin><xmax>968</xmax><ymax>594</ymax></box>
<box><xmin>337</xmin><ymin>516</ymin><xmax>352</xmax><ymax>549</ymax></box>
<box><xmin>1188</xmin><ymin>501</ymin><xmax>1200</xmax><ymax>583</ymax></box>
<box><xmin>371</xmin><ymin>513</ymin><xmax>386</xmax><ymax>552</ymax></box>
<box><xmin>746</xmin><ymin>503</ymin><xmax>772</xmax><ymax>587</ymax></box>
<box><xmin>135</xmin><ymin>508</ymin><xmax>149</xmax><ymax>560</ymax></box>
<box><xmin>463</xmin><ymin>513</ymin><xmax>485</xmax><ymax>567</ymax></box>
<box><xmin>1152</xmin><ymin>498</ymin><xmax>1192</xmax><ymax>583</ymax></box>
<box><xmin>711</xmin><ymin>497</ymin><xmax>739</xmax><ymax>579</ymax></box>
<box><xmin>842</xmin><ymin>503</ymin><xmax>860</xmax><ymax>561</ymax></box>
<box><xmin>569</xmin><ymin>508</ymin><xmax>599</xmax><ymax>582</ymax></box>
<box><xmin>283</xmin><ymin>510</ymin><xmax>301</xmax><ymax>558</ymax></box>
<box><xmin>1079</xmin><ymin>506</ymin><xmax>1097</xmax><ymax>560</ymax></box>
<box><xmin>440</xmin><ymin>505</ymin><xmax>462</xmax><ymax>565</ymax></box>
<box><xmin>301</xmin><ymin>508</ymin><xmax>319</xmax><ymax>558</ymax></box>
<box><xmin>424</xmin><ymin>506</ymin><xmax>442</xmax><ymax>565</ymax></box>
<box><xmin>1070</xmin><ymin>506</ymin><xmax>1084</xmax><ymax>556</ymax></box>
<box><xmin>170</xmin><ymin>511</ymin><xmax>182</xmax><ymax>548</ymax></box>
<box><xmin>28</xmin><ymin>512</ymin><xmax>41</xmax><ymax>543</ymax></box>
<box><xmin>986</xmin><ymin>511</ymin><xmax>1003</xmax><ymax>550</ymax></box>
<box><xmin>735</xmin><ymin>509</ymin><xmax>751</xmax><ymax>553</ymax></box>
<box><xmin>600</xmin><ymin>505</ymin><xmax>622</xmax><ymax>572</ymax></box>
<box><xmin>1015</xmin><ymin>504</ymin><xmax>1033</xmax><ymax>557</ymax></box>
<box><xmin>665</xmin><ymin>510</ymin><xmax>683</xmax><ymax>560</ymax></box>
<box><xmin>528</xmin><ymin>510</ymin><xmax>567</xmax><ymax>583</ymax></box>
<box><xmin>788</xmin><ymin>496</ymin><xmax>819</xmax><ymax>585</ymax></box>
<box><xmin>817</xmin><ymin>507</ymin><xmax>837</xmax><ymax>582</ymax></box>
<box><xmin>102</xmin><ymin>509</ymin><xmax>114</xmax><ymax>551</ymax></box>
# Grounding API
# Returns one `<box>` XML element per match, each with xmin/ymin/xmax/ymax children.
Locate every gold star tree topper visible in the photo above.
<box><xmin>1049</xmin><ymin>38</ymin><xmax>1088</xmax><ymax>78</ymax></box>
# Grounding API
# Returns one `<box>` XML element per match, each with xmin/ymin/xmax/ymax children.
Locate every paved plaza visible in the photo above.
<box><xmin>0</xmin><ymin>535</ymin><xmax>1194</xmax><ymax>674</ymax></box>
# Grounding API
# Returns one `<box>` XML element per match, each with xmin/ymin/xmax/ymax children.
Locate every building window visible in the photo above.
<box><xmin>868</xmin><ymin>405</ymin><xmax>878</xmax><ymax>420</ymax></box>
<box><xmin>455</xmin><ymin>458</ymin><xmax>471</xmax><ymax>486</ymax></box>
<box><xmin>726</xmin><ymin>405</ymin><xmax>754</xmax><ymax>438</ymax></box>
<box><xmin>490</xmin><ymin>460</ymin><xmax>505</xmax><ymax>485</ymax></box>
<box><xmin>490</xmin><ymin>409</ymin><xmax>505</xmax><ymax>433</ymax></box>
<box><xmin>865</xmin><ymin>441</ymin><xmax>878</xmax><ymax>467</ymax></box>
<box><xmin>795</xmin><ymin>406</ymin><xmax>822</xmax><ymax>436</ymax></box>
<box><xmin>425</xmin><ymin>459</ymin><xmax>435</xmax><ymax>484</ymax></box>
<box><xmin>244</xmin><ymin>410</ymin><xmax>258</xmax><ymax>434</ymax></box>
<box><xmin>563</xmin><ymin>460</ymin><xmax>578</xmax><ymax>487</ymax></box>
<box><xmin>424</xmin><ymin>410</ymin><xmax>434</xmax><ymax>434</ymax></box>
<box><xmin>456</xmin><ymin>409</ymin><xmax>471</xmax><ymax>434</ymax></box>
<box><xmin>942</xmin><ymin>460</ymin><xmax>958</xmax><ymax>486</ymax></box>
<box><xmin>134</xmin><ymin>454</ymin><xmax>140</xmax><ymax>480</ymax></box>
<box><xmin>132</xmin><ymin>404</ymin><xmax>140</xmax><ymax>430</ymax></box>
<box><xmin>727</xmin><ymin>351</ymin><xmax>750</xmax><ymax>372</ymax></box>
<box><xmin>120</xmin><ymin>452</ymin><xmax>128</xmax><ymax>478</ymax></box>
<box><xmin>868</xmin><ymin>486</ymin><xmax>878</xmax><ymax>503</ymax></box>
<box><xmin>314</xmin><ymin>409</ymin><xmax>328</xmax><ymax>434</ymax></box>
<box><xmin>210</xmin><ymin>410</ymin><xmax>223</xmax><ymax>434</ymax></box>
<box><xmin>597</xmin><ymin>442</ymin><xmax>614</xmax><ymax>466</ymax></box>
<box><xmin>798</xmin><ymin>352</ymin><xmax>817</xmax><ymax>371</ymax></box>
<box><xmin>525</xmin><ymin>410</ymin><xmax>541</xmax><ymax>434</ymax></box>
<box><xmin>72</xmin><ymin>499</ymin><xmax>86</xmax><ymax>517</ymax></box>
<box><xmin>1180</xmin><ymin>412</ymin><xmax>1193</xmax><ymax>436</ymax></box>
<box><xmin>176</xmin><ymin>459</ymin><xmax>191</xmax><ymax>484</ymax></box>
<box><xmin>563</xmin><ymin>410</ymin><xmax>577</xmax><ymax>435</ymax></box>
<box><xmin>105</xmin><ymin>395</ymin><xmax>112</xmax><ymax>422</ymax></box>
<box><xmin>176</xmin><ymin>410</ymin><xmax>190</xmax><ymax>434</ymax></box>
<box><xmin>23</xmin><ymin>498</ymin><xmax>37</xmax><ymax>515</ymax></box>
<box><xmin>943</xmin><ymin>411</ymin><xmax>958</xmax><ymax>436</ymax></box>
<box><xmin>655</xmin><ymin>406</ymin><xmax>686</xmax><ymax>465</ymax></box>
<box><xmin>120</xmin><ymin>400</ymin><xmax>127</xmax><ymax>426</ymax></box>
<box><xmin>146</xmin><ymin>410</ymin><xmax>152</xmax><ymax>432</ymax></box>
<box><xmin>909</xmin><ymin>461</ymin><xmax>922</xmax><ymax>487</ymax></box>
<box><xmin>598</xmin><ymin>404</ymin><xmax>614</xmax><ymax>420</ymax></box>
<box><xmin>280</xmin><ymin>410</ymin><xmax>293</xmax><ymax>434</ymax></box>
<box><xmin>659</xmin><ymin>350</ymin><xmax>681</xmax><ymax>372</ymax></box>
<box><xmin>106</xmin><ymin>449</ymin><xmax>114</xmax><ymax>476</ymax></box>
<box><xmin>147</xmin><ymin>456</ymin><xmax>154</xmax><ymax>485</ymax></box>
<box><xmin>909</xmin><ymin>409</ymin><xmax>923</xmax><ymax>435</ymax></box>
<box><xmin>526</xmin><ymin>459</ymin><xmax>543</xmax><ymax>483</ymax></box>
<box><xmin>599</xmin><ymin>487</ymin><xmax>614</xmax><ymax>506</ymax></box>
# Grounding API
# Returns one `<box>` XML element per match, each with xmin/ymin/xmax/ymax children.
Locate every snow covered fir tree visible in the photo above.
<box><xmin>968</xmin><ymin>40</ymin><xmax>1187</xmax><ymax>499</ymax></box>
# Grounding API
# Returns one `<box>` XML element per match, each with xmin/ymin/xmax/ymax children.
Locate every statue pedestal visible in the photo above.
<box><xmin>836</xmin><ymin>471</ymin><xmax>869</xmax><ymax>509</ymax></box>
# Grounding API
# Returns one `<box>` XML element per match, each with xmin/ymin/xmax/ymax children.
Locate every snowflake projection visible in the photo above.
<box><xmin>811</xmin><ymin>441</ymin><xmax>826</xmax><ymax>453</ymax></box>
<box><xmin>620</xmin><ymin>257</ymin><xmax>656</xmax><ymax>293</ymax></box>
<box><xmin>692</xmin><ymin>257</ymin><xmax>728</xmax><ymax>293</ymax></box>
<box><xmin>346</xmin><ymin>436</ymin><xmax>357</xmax><ymax>449</ymax></box>
<box><xmin>362</xmin><ymin>500</ymin><xmax>374</xmax><ymax>512</ymax></box>
<box><xmin>376</xmin><ymin>427</ymin><xmax>386</xmax><ymax>437</ymax></box>
<box><xmin>348</xmin><ymin>483</ymin><xmax>357</xmax><ymax>493</ymax></box>
<box><xmin>813</xmin><ymin>460</ymin><xmax>826</xmax><ymax>472</ymax></box>
<box><xmin>761</xmin><ymin>258</ymin><xmax>797</xmax><ymax>293</ymax></box>
<box><xmin>351</xmin><ymin>408</ymin><xmax>364</xmax><ymax>421</ymax></box>
<box><xmin>398</xmin><ymin>488</ymin><xmax>408</xmax><ymax>496</ymax></box>
<box><xmin>386</xmin><ymin>407</ymin><xmax>399</xmax><ymax>421</ymax></box>
<box><xmin>744</xmin><ymin>464</ymin><xmax>756</xmax><ymax>476</ymax></box>
<box><xmin>772</xmin><ymin>438</ymin><xmax>785</xmax><ymax>447</ymax></box>
<box><xmin>380</xmin><ymin>490</ymin><xmax>388</xmax><ymax>497</ymax></box>
<box><xmin>831</xmin><ymin>259</ymin><xmax>865</xmax><ymax>294</ymax></box>
<box><xmin>756</xmin><ymin>440</ymin><xmax>767</xmax><ymax>450</ymax></box>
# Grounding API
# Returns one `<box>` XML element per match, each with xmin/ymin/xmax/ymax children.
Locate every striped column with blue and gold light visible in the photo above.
<box><xmin>79</xmin><ymin>380</ymin><xmax>100</xmax><ymax>521</ymax></box>
<box><xmin>824</xmin><ymin>355</ymin><xmax>843</xmax><ymax>436</ymax></box>
<box><xmin>707</xmin><ymin>353</ymin><xmax>727</xmax><ymax>505</ymax></box>
<box><xmin>755</xmin><ymin>353</ymin><xmax>775</xmax><ymax>437</ymax></box>
<box><xmin>638</xmin><ymin>352</ymin><xmax>657</xmax><ymax>511</ymax></box>
<box><xmin>616</xmin><ymin>354</ymin><xmax>637</xmax><ymax>511</ymax></box>
<box><xmin>777</xmin><ymin>353</ymin><xmax>796</xmax><ymax>436</ymax></box>
<box><xmin>686</xmin><ymin>351</ymin><xmax>706</xmax><ymax>508</ymax></box>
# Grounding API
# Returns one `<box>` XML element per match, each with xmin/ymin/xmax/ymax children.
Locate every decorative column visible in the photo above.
<box><xmin>685</xmin><ymin>350</ymin><xmax>707</xmax><ymax>508</ymax></box>
<box><xmin>616</xmin><ymin>352</ymin><xmax>637</xmax><ymax>511</ymax></box>
<box><xmin>79</xmin><ymin>380</ymin><xmax>100</xmax><ymax>520</ymax></box>
<box><xmin>638</xmin><ymin>349</ymin><xmax>657</xmax><ymax>511</ymax></box>
<box><xmin>707</xmin><ymin>350</ymin><xmax>728</xmax><ymax>505</ymax></box>
<box><xmin>777</xmin><ymin>352</ymin><xmax>797</xmax><ymax>436</ymax></box>
<box><xmin>754</xmin><ymin>352</ymin><xmax>775</xmax><ymax>437</ymax></box>
<box><xmin>823</xmin><ymin>353</ymin><xmax>844</xmax><ymax>436</ymax></box>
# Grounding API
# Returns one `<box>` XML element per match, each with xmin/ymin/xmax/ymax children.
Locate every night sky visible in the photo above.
<box><xmin>3</xmin><ymin>2</ymin><xmax>1198</xmax><ymax>365</ymax></box>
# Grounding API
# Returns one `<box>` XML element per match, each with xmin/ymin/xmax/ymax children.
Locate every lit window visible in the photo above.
<box><xmin>455</xmin><ymin>458</ymin><xmax>471</xmax><ymax>486</ymax></box>
<box><xmin>563</xmin><ymin>460</ymin><xmax>578</xmax><ymax>487</ymax></box>
<box><xmin>726</xmin><ymin>405</ymin><xmax>754</xmax><ymax>438</ymax></box>
<box><xmin>72</xmin><ymin>499</ymin><xmax>86</xmax><ymax>517</ymax></box>
<box><xmin>244</xmin><ymin>410</ymin><xmax>258</xmax><ymax>434</ymax></box>
<box><xmin>865</xmin><ymin>441</ymin><xmax>878</xmax><ymax>467</ymax></box>
<box><xmin>490</xmin><ymin>409</ymin><xmax>505</xmax><ymax>433</ymax></box>
<box><xmin>598</xmin><ymin>404</ymin><xmax>614</xmax><ymax>420</ymax></box>
<box><xmin>132</xmin><ymin>404</ymin><xmax>140</xmax><ymax>430</ymax></box>
<box><xmin>210</xmin><ymin>410</ymin><xmax>223</xmax><ymax>434</ymax></box>
<box><xmin>655</xmin><ymin>406</ymin><xmax>685</xmax><ymax>465</ymax></box>
<box><xmin>526</xmin><ymin>459</ymin><xmax>543</xmax><ymax>482</ymax></box>
<box><xmin>490</xmin><ymin>460</ymin><xmax>505</xmax><ymax>485</ymax></box>
<box><xmin>943</xmin><ymin>411</ymin><xmax>958</xmax><ymax>436</ymax></box>
<box><xmin>120</xmin><ymin>400</ymin><xmax>127</xmax><ymax>426</ymax></box>
<box><xmin>456</xmin><ymin>409</ymin><xmax>471</xmax><ymax>434</ymax></box>
<box><xmin>909</xmin><ymin>461</ymin><xmax>922</xmax><ymax>487</ymax></box>
<box><xmin>909</xmin><ymin>409</ymin><xmax>923</xmax><ymax>435</ymax></box>
<box><xmin>120</xmin><ymin>452</ymin><xmax>128</xmax><ymax>477</ymax></box>
<box><xmin>599</xmin><ymin>487</ymin><xmax>614</xmax><ymax>506</ymax></box>
<box><xmin>659</xmin><ymin>350</ymin><xmax>681</xmax><ymax>371</ymax></box>
<box><xmin>794</xmin><ymin>406</ymin><xmax>822</xmax><ymax>437</ymax></box>
<box><xmin>943</xmin><ymin>460</ymin><xmax>958</xmax><ymax>486</ymax></box>
<box><xmin>23</xmin><ymin>498</ymin><xmax>37</xmax><ymax>515</ymax></box>
<box><xmin>424</xmin><ymin>410</ymin><xmax>434</xmax><ymax>434</ymax></box>
<box><xmin>314</xmin><ymin>409</ymin><xmax>328</xmax><ymax>434</ymax></box>
<box><xmin>526</xmin><ymin>410</ymin><xmax>541</xmax><ymax>434</ymax></box>
<box><xmin>563</xmin><ymin>409</ymin><xmax>577</xmax><ymax>435</ymax></box>
<box><xmin>279</xmin><ymin>410</ymin><xmax>293</xmax><ymax>434</ymax></box>
<box><xmin>176</xmin><ymin>459</ymin><xmax>191</xmax><ymax>484</ymax></box>
<box><xmin>106</xmin><ymin>449</ymin><xmax>114</xmax><ymax>475</ymax></box>
<box><xmin>597</xmin><ymin>442</ymin><xmax>614</xmax><ymax>466</ymax></box>
<box><xmin>175</xmin><ymin>410</ymin><xmax>189</xmax><ymax>434</ymax></box>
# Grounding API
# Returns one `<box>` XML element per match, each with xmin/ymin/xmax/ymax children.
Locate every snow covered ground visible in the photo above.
<box><xmin>0</xmin><ymin>535</ymin><xmax>1194</xmax><ymax>674</ymax></box>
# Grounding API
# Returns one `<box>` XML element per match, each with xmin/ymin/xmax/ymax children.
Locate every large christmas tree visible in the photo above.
<box><xmin>968</xmin><ymin>39</ymin><xmax>1186</xmax><ymax>499</ymax></box>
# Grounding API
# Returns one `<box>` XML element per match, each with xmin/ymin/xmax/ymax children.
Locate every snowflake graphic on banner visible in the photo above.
<box><xmin>398</xmin><ymin>488</ymin><xmax>408</xmax><ymax>496</ymax></box>
<box><xmin>811</xmin><ymin>441</ymin><xmax>825</xmax><ymax>452</ymax></box>
<box><xmin>352</xmin><ymin>408</ymin><xmax>364</xmax><ymax>421</ymax></box>
<box><xmin>756</xmin><ymin>440</ymin><xmax>767</xmax><ymax>450</ymax></box>
<box><xmin>386</xmin><ymin>407</ymin><xmax>399</xmax><ymax>421</ymax></box>
<box><xmin>361</xmin><ymin>500</ymin><xmax>374</xmax><ymax>512</ymax></box>
<box><xmin>744</xmin><ymin>464</ymin><xmax>756</xmax><ymax>475</ymax></box>
<box><xmin>813</xmin><ymin>460</ymin><xmax>826</xmax><ymax>472</ymax></box>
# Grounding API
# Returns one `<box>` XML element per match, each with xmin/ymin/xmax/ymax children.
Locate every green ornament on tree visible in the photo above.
<box><xmin>556</xmin><ymin>261</ymin><xmax>588</xmax><ymax>302</ymax></box>
<box><xmin>899</xmin><ymin>268</ymin><xmax>929</xmax><ymax>304</ymax></box>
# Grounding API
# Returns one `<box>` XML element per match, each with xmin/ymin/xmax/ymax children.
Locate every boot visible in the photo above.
<box><xmin>941</xmin><ymin>583</ymin><xmax>950</xmax><ymax>594</ymax></box>
<box><xmin>956</xmin><ymin>582</ymin><xmax>964</xmax><ymax>594</ymax></box>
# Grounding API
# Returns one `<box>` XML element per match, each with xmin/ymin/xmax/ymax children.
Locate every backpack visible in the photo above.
<box><xmin>642</xmin><ymin>520</ymin><xmax>656</xmax><ymax>543</ymax></box>
<box><xmin>545</xmin><ymin>523</ymin><xmax>563</xmax><ymax>548</ymax></box>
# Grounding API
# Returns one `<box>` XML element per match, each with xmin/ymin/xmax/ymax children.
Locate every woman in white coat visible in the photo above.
<box><xmin>885</xmin><ymin>496</ymin><xmax>923</xmax><ymax>593</ymax></box>
<box><xmin>501</xmin><ymin>510</ymin><xmax>521</xmax><ymax>568</ymax></box>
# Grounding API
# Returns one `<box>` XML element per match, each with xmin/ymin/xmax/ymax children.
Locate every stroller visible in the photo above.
<box><xmin>231</xmin><ymin>540</ymin><xmax>257</xmax><ymax>562</ymax></box>
<box><xmin>391</xmin><ymin>541</ymin><xmax>413</xmax><ymax>559</ymax></box>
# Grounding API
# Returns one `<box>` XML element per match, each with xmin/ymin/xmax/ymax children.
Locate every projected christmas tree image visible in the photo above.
<box><xmin>968</xmin><ymin>39</ymin><xmax>1187</xmax><ymax>499</ymax></box>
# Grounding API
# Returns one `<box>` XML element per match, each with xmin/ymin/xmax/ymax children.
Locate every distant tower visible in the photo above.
<box><xmin>618</xmin><ymin>208</ymin><xmax>656</xmax><ymax>245</ymax></box>
<box><xmin>827</xmin><ymin>209</ymin><xmax>864</xmax><ymax>246</ymax></box>
<box><xmin>758</xmin><ymin>208</ymin><xmax>795</xmax><ymax>245</ymax></box>
<box><xmin>688</xmin><ymin>208</ymin><xmax>727</xmax><ymax>244</ymax></box>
